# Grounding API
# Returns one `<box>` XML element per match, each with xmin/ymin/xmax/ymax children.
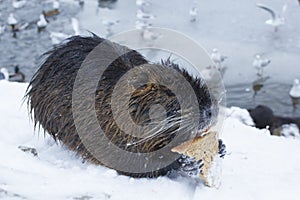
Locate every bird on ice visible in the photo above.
<box><xmin>50</xmin><ymin>32</ymin><xmax>69</xmax><ymax>45</ymax></box>
<box><xmin>71</xmin><ymin>18</ymin><xmax>80</xmax><ymax>36</ymax></box>
<box><xmin>102</xmin><ymin>19</ymin><xmax>119</xmax><ymax>37</ymax></box>
<box><xmin>289</xmin><ymin>79</ymin><xmax>300</xmax><ymax>98</ymax></box>
<box><xmin>141</xmin><ymin>29</ymin><xmax>161</xmax><ymax>42</ymax></box>
<box><xmin>252</xmin><ymin>54</ymin><xmax>271</xmax><ymax>76</ymax></box>
<box><xmin>210</xmin><ymin>48</ymin><xmax>227</xmax><ymax>68</ymax></box>
<box><xmin>50</xmin><ymin>18</ymin><xmax>81</xmax><ymax>45</ymax></box>
<box><xmin>136</xmin><ymin>0</ymin><xmax>150</xmax><ymax>7</ymax></box>
<box><xmin>12</xmin><ymin>0</ymin><xmax>26</xmax><ymax>9</ymax></box>
<box><xmin>6</xmin><ymin>13</ymin><xmax>28</xmax><ymax>37</ymax></box>
<box><xmin>189</xmin><ymin>7</ymin><xmax>198</xmax><ymax>22</ymax></box>
<box><xmin>52</xmin><ymin>0</ymin><xmax>60</xmax><ymax>10</ymax></box>
<box><xmin>43</xmin><ymin>0</ymin><xmax>60</xmax><ymax>17</ymax></box>
<box><xmin>37</xmin><ymin>14</ymin><xmax>48</xmax><ymax>32</ymax></box>
<box><xmin>135</xmin><ymin>20</ymin><xmax>151</xmax><ymax>30</ymax></box>
<box><xmin>9</xmin><ymin>65</ymin><xmax>25</xmax><ymax>82</ymax></box>
<box><xmin>256</xmin><ymin>3</ymin><xmax>287</xmax><ymax>32</ymax></box>
<box><xmin>7</xmin><ymin>13</ymin><xmax>18</xmax><ymax>31</ymax></box>
<box><xmin>136</xmin><ymin>9</ymin><xmax>155</xmax><ymax>21</ymax></box>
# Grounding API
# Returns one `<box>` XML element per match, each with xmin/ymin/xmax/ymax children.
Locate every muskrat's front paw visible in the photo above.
<box><xmin>177</xmin><ymin>155</ymin><xmax>203</xmax><ymax>177</ymax></box>
<box><xmin>218</xmin><ymin>139</ymin><xmax>226</xmax><ymax>158</ymax></box>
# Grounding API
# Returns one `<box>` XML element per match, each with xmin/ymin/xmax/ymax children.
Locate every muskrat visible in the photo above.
<box><xmin>26</xmin><ymin>35</ymin><xmax>224</xmax><ymax>178</ymax></box>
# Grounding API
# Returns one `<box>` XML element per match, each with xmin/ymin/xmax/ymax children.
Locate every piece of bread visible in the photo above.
<box><xmin>171</xmin><ymin>131</ymin><xmax>219</xmax><ymax>186</ymax></box>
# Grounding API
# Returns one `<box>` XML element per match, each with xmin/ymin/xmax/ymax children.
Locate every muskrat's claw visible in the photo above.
<box><xmin>176</xmin><ymin>155</ymin><xmax>203</xmax><ymax>177</ymax></box>
<box><xmin>218</xmin><ymin>139</ymin><xmax>226</xmax><ymax>158</ymax></box>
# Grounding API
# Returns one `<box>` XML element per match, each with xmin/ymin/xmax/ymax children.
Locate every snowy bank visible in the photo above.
<box><xmin>0</xmin><ymin>81</ymin><xmax>300</xmax><ymax>200</ymax></box>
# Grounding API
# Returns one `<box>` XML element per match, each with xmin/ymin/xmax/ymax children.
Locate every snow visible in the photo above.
<box><xmin>1</xmin><ymin>81</ymin><xmax>300</xmax><ymax>200</ymax></box>
<box><xmin>7</xmin><ymin>13</ymin><xmax>18</xmax><ymax>26</ymax></box>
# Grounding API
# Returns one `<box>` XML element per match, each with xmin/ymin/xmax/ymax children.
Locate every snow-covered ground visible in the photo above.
<box><xmin>1</xmin><ymin>81</ymin><xmax>300</xmax><ymax>200</ymax></box>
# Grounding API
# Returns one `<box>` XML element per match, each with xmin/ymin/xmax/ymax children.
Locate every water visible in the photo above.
<box><xmin>0</xmin><ymin>0</ymin><xmax>300</xmax><ymax>117</ymax></box>
<box><xmin>226</xmin><ymin>82</ymin><xmax>298</xmax><ymax>117</ymax></box>
<box><xmin>0</xmin><ymin>0</ymin><xmax>80</xmax><ymax>78</ymax></box>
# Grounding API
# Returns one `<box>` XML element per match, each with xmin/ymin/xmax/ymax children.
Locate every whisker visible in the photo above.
<box><xmin>127</xmin><ymin>116</ymin><xmax>196</xmax><ymax>147</ymax></box>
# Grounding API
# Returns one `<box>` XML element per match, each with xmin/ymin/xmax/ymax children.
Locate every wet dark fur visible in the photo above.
<box><xmin>26</xmin><ymin>35</ymin><xmax>215</xmax><ymax>178</ymax></box>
